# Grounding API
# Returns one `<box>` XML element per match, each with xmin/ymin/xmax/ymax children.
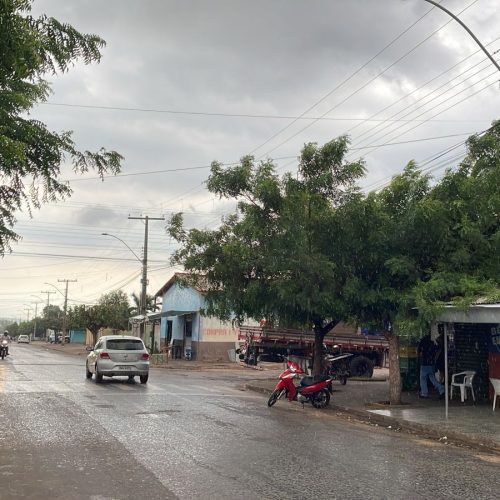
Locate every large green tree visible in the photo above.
<box><xmin>169</xmin><ymin>137</ymin><xmax>365</xmax><ymax>374</ymax></box>
<box><xmin>0</xmin><ymin>0</ymin><xmax>123</xmax><ymax>254</ymax></box>
<box><xmin>336</xmin><ymin>122</ymin><xmax>500</xmax><ymax>404</ymax></box>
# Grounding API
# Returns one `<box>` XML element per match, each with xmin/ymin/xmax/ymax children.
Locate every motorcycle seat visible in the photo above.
<box><xmin>300</xmin><ymin>375</ymin><xmax>329</xmax><ymax>387</ymax></box>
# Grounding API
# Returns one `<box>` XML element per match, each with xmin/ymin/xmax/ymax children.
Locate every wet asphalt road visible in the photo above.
<box><xmin>0</xmin><ymin>344</ymin><xmax>498</xmax><ymax>500</ymax></box>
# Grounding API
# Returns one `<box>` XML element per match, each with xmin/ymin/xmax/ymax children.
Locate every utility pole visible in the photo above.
<box><xmin>40</xmin><ymin>290</ymin><xmax>56</xmax><ymax>310</ymax></box>
<box><xmin>128</xmin><ymin>215</ymin><xmax>164</xmax><ymax>342</ymax></box>
<box><xmin>40</xmin><ymin>290</ymin><xmax>56</xmax><ymax>341</ymax></box>
<box><xmin>58</xmin><ymin>279</ymin><xmax>77</xmax><ymax>346</ymax></box>
<box><xmin>32</xmin><ymin>302</ymin><xmax>41</xmax><ymax>340</ymax></box>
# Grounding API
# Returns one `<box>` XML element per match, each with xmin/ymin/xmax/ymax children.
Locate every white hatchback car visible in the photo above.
<box><xmin>86</xmin><ymin>335</ymin><xmax>150</xmax><ymax>384</ymax></box>
<box><xmin>17</xmin><ymin>335</ymin><xmax>30</xmax><ymax>344</ymax></box>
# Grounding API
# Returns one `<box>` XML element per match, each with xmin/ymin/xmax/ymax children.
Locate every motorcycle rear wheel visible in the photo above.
<box><xmin>312</xmin><ymin>389</ymin><xmax>330</xmax><ymax>408</ymax></box>
<box><xmin>267</xmin><ymin>389</ymin><xmax>284</xmax><ymax>407</ymax></box>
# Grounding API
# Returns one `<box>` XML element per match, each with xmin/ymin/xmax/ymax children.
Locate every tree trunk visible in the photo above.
<box><xmin>387</xmin><ymin>332</ymin><xmax>402</xmax><ymax>405</ymax></box>
<box><xmin>311</xmin><ymin>320</ymin><xmax>339</xmax><ymax>376</ymax></box>
<box><xmin>312</xmin><ymin>330</ymin><xmax>325</xmax><ymax>376</ymax></box>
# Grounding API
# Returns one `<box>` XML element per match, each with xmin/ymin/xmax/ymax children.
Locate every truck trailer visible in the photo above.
<box><xmin>238</xmin><ymin>323</ymin><xmax>388</xmax><ymax>378</ymax></box>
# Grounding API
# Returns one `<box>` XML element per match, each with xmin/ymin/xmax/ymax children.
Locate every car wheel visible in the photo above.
<box><xmin>86</xmin><ymin>362</ymin><xmax>92</xmax><ymax>379</ymax></box>
<box><xmin>140</xmin><ymin>374</ymin><xmax>148</xmax><ymax>384</ymax></box>
<box><xmin>95</xmin><ymin>364</ymin><xmax>103</xmax><ymax>383</ymax></box>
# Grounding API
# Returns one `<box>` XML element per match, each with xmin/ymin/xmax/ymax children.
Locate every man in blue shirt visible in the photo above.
<box><xmin>418</xmin><ymin>334</ymin><xmax>445</xmax><ymax>399</ymax></box>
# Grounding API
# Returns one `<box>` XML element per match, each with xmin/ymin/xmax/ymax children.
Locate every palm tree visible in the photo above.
<box><xmin>129</xmin><ymin>292</ymin><xmax>160</xmax><ymax>316</ymax></box>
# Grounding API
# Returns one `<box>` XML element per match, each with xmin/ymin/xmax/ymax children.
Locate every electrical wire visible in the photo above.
<box><xmin>246</xmin><ymin>0</ymin><xmax>443</xmax><ymax>157</ymax></box>
<box><xmin>255</xmin><ymin>0</ymin><xmax>481</xmax><ymax>159</ymax></box>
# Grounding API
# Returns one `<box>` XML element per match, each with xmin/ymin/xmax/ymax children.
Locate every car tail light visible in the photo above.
<box><xmin>141</xmin><ymin>353</ymin><xmax>150</xmax><ymax>360</ymax></box>
<box><xmin>99</xmin><ymin>352</ymin><xmax>110</xmax><ymax>359</ymax></box>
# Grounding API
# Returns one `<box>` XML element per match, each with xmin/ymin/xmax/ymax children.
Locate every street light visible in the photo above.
<box><xmin>44</xmin><ymin>282</ymin><xmax>65</xmax><ymax>298</ymax></box>
<box><xmin>101</xmin><ymin>232</ymin><xmax>148</xmax><ymax>337</ymax></box>
<box><xmin>101</xmin><ymin>233</ymin><xmax>142</xmax><ymax>262</ymax></box>
<box><xmin>413</xmin><ymin>0</ymin><xmax>500</xmax><ymax>73</ymax></box>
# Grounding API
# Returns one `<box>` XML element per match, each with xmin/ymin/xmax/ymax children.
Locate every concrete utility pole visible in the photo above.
<box><xmin>40</xmin><ymin>289</ymin><xmax>56</xmax><ymax>341</ymax></box>
<box><xmin>40</xmin><ymin>290</ymin><xmax>56</xmax><ymax>310</ymax></box>
<box><xmin>24</xmin><ymin>307</ymin><xmax>32</xmax><ymax>323</ymax></box>
<box><xmin>128</xmin><ymin>215</ymin><xmax>164</xmax><ymax>340</ymax></box>
<box><xmin>31</xmin><ymin>302</ymin><xmax>41</xmax><ymax>340</ymax></box>
<box><xmin>58</xmin><ymin>279</ymin><xmax>77</xmax><ymax>346</ymax></box>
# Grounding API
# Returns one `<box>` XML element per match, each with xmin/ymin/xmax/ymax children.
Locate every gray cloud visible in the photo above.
<box><xmin>2</xmin><ymin>0</ymin><xmax>498</xmax><ymax>317</ymax></box>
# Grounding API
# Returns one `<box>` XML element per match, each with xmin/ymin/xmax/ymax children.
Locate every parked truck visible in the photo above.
<box><xmin>238</xmin><ymin>323</ymin><xmax>388</xmax><ymax>378</ymax></box>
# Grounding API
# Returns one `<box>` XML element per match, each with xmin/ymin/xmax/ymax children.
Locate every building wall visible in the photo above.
<box><xmin>159</xmin><ymin>282</ymin><xmax>241</xmax><ymax>361</ymax></box>
<box><xmin>69</xmin><ymin>329</ymin><xmax>86</xmax><ymax>344</ymax></box>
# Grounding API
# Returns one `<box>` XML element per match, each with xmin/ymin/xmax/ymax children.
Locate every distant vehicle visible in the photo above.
<box><xmin>48</xmin><ymin>333</ymin><xmax>70</xmax><ymax>344</ymax></box>
<box><xmin>17</xmin><ymin>335</ymin><xmax>30</xmax><ymax>344</ymax></box>
<box><xmin>86</xmin><ymin>335</ymin><xmax>150</xmax><ymax>384</ymax></box>
<box><xmin>0</xmin><ymin>338</ymin><xmax>9</xmax><ymax>359</ymax></box>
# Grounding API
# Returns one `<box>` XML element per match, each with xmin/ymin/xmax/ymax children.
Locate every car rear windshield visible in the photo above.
<box><xmin>106</xmin><ymin>339</ymin><xmax>144</xmax><ymax>351</ymax></box>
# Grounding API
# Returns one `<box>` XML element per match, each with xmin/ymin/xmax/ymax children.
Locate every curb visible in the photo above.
<box><xmin>244</xmin><ymin>383</ymin><xmax>500</xmax><ymax>456</ymax></box>
<box><xmin>153</xmin><ymin>364</ymin><xmax>242</xmax><ymax>371</ymax></box>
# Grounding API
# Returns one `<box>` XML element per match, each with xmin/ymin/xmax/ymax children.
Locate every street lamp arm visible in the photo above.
<box><xmin>422</xmin><ymin>0</ymin><xmax>500</xmax><ymax>73</ymax></box>
<box><xmin>43</xmin><ymin>282</ymin><xmax>65</xmax><ymax>298</ymax></box>
<box><xmin>101</xmin><ymin>233</ymin><xmax>142</xmax><ymax>263</ymax></box>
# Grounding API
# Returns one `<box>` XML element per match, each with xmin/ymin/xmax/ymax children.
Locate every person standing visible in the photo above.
<box><xmin>418</xmin><ymin>334</ymin><xmax>445</xmax><ymax>399</ymax></box>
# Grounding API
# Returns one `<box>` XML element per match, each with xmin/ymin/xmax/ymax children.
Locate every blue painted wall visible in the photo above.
<box><xmin>69</xmin><ymin>329</ymin><xmax>86</xmax><ymax>344</ymax></box>
<box><xmin>159</xmin><ymin>282</ymin><xmax>205</xmax><ymax>342</ymax></box>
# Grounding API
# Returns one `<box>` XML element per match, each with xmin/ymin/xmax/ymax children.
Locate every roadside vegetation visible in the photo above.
<box><xmin>0</xmin><ymin>0</ymin><xmax>123</xmax><ymax>255</ymax></box>
<box><xmin>168</xmin><ymin>122</ymin><xmax>500</xmax><ymax>404</ymax></box>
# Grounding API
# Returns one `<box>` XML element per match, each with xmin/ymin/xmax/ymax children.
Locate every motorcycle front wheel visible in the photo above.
<box><xmin>312</xmin><ymin>389</ymin><xmax>330</xmax><ymax>409</ymax></box>
<box><xmin>267</xmin><ymin>389</ymin><xmax>284</xmax><ymax>407</ymax></box>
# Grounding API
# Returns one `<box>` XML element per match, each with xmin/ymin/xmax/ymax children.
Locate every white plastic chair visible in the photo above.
<box><xmin>450</xmin><ymin>371</ymin><xmax>476</xmax><ymax>403</ymax></box>
<box><xmin>490</xmin><ymin>378</ymin><xmax>500</xmax><ymax>411</ymax></box>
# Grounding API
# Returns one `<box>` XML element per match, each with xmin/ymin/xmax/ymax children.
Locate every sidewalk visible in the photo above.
<box><xmin>244</xmin><ymin>370</ymin><xmax>500</xmax><ymax>455</ymax></box>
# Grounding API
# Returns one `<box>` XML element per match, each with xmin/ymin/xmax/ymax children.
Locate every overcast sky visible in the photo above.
<box><xmin>2</xmin><ymin>0</ymin><xmax>499</xmax><ymax>321</ymax></box>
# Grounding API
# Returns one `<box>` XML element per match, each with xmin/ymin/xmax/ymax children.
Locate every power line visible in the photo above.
<box><xmin>346</xmin><ymin>36</ymin><xmax>500</xmax><ymax>141</ymax></box>
<box><xmin>255</xmin><ymin>0</ymin><xmax>481</xmax><ymax>159</ymax></box>
<box><xmin>39</xmin><ymin>101</ymin><xmax>484</xmax><ymax>123</ymax></box>
<box><xmin>350</xmin><ymin>75</ymin><xmax>498</xmax><ymax>160</ymax></box>
<box><xmin>349</xmin><ymin>61</ymin><xmax>497</xmax><ymax>151</ymax></box>
<box><xmin>8</xmin><ymin>251</ymin><xmax>168</xmax><ymax>263</ymax></box>
<box><xmin>247</xmin><ymin>1</ymin><xmax>442</xmax><ymax>157</ymax></box>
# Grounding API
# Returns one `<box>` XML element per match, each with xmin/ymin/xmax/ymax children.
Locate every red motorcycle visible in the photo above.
<box><xmin>267</xmin><ymin>360</ymin><xmax>333</xmax><ymax>409</ymax></box>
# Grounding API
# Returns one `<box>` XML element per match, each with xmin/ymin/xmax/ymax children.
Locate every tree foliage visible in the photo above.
<box><xmin>67</xmin><ymin>290</ymin><xmax>131</xmax><ymax>341</ymax></box>
<box><xmin>0</xmin><ymin>0</ymin><xmax>123</xmax><ymax>254</ymax></box>
<box><xmin>129</xmin><ymin>292</ymin><xmax>160</xmax><ymax>316</ymax></box>
<box><xmin>169</xmin><ymin>137</ymin><xmax>365</xmax><ymax>373</ymax></box>
<box><xmin>169</xmin><ymin>123</ymin><xmax>500</xmax><ymax>396</ymax></box>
